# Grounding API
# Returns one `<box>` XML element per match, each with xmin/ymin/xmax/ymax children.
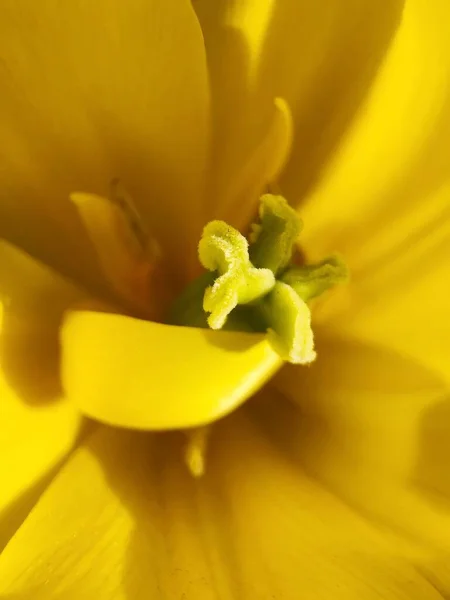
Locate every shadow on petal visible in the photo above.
<box><xmin>0</xmin><ymin>417</ymin><xmax>93</xmax><ymax>555</ymax></box>
<box><xmin>0</xmin><ymin>241</ymin><xmax>84</xmax><ymax>405</ymax></box>
<box><xmin>86</xmin><ymin>427</ymin><xmax>223</xmax><ymax>600</ymax></box>
<box><xmin>195</xmin><ymin>1</ymin><xmax>405</xmax><ymax>221</ymax></box>
<box><xmin>413</xmin><ymin>396</ymin><xmax>450</xmax><ymax>509</ymax></box>
<box><xmin>0</xmin><ymin>302</ymin><xmax>64</xmax><ymax>404</ymax></box>
<box><xmin>250</xmin><ymin>332</ymin><xmax>450</xmax><ymax>549</ymax></box>
<box><xmin>260</xmin><ymin>0</ymin><xmax>405</xmax><ymax>203</ymax></box>
<box><xmin>0</xmin><ymin>408</ymin><xmax>443</xmax><ymax>598</ymax></box>
<box><xmin>192</xmin><ymin>4</ymin><xmax>255</xmax><ymax>222</ymax></box>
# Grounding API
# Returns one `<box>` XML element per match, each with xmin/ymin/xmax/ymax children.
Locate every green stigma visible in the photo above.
<box><xmin>168</xmin><ymin>194</ymin><xmax>347</xmax><ymax>364</ymax></box>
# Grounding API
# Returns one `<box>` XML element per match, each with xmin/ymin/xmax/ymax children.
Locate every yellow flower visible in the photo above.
<box><xmin>0</xmin><ymin>0</ymin><xmax>450</xmax><ymax>598</ymax></box>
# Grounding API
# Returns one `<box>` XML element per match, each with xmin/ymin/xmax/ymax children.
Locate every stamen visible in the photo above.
<box><xmin>168</xmin><ymin>194</ymin><xmax>347</xmax><ymax>364</ymax></box>
<box><xmin>196</xmin><ymin>194</ymin><xmax>347</xmax><ymax>363</ymax></box>
<box><xmin>198</xmin><ymin>220</ymin><xmax>275</xmax><ymax>329</ymax></box>
<box><xmin>71</xmin><ymin>182</ymin><xmax>161</xmax><ymax>317</ymax></box>
<box><xmin>169</xmin><ymin>194</ymin><xmax>347</xmax><ymax>364</ymax></box>
<box><xmin>184</xmin><ymin>426</ymin><xmax>210</xmax><ymax>478</ymax></box>
<box><xmin>109</xmin><ymin>179</ymin><xmax>156</xmax><ymax>255</ymax></box>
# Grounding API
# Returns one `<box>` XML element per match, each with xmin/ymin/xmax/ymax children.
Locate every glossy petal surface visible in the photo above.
<box><xmin>62</xmin><ymin>310</ymin><xmax>281</xmax><ymax>429</ymax></box>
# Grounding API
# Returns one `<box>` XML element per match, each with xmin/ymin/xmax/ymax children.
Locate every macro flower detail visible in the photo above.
<box><xmin>171</xmin><ymin>192</ymin><xmax>345</xmax><ymax>363</ymax></box>
<box><xmin>0</xmin><ymin>1</ymin><xmax>450</xmax><ymax>599</ymax></box>
<box><xmin>199</xmin><ymin>219</ymin><xmax>277</xmax><ymax>331</ymax></box>
<box><xmin>73</xmin><ymin>185</ymin><xmax>346</xmax><ymax>369</ymax></box>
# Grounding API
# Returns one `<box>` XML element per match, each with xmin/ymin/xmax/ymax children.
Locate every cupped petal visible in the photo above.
<box><xmin>61</xmin><ymin>310</ymin><xmax>281</xmax><ymax>430</ymax></box>
<box><xmin>266</xmin><ymin>332</ymin><xmax>450</xmax><ymax>550</ymax></box>
<box><xmin>0</xmin><ymin>0</ymin><xmax>209</xmax><ymax>284</ymax></box>
<box><xmin>289</xmin><ymin>1</ymin><xmax>450</xmax><ymax>383</ymax></box>
<box><xmin>194</xmin><ymin>0</ymin><xmax>403</xmax><ymax>218</ymax></box>
<box><xmin>0</xmin><ymin>413</ymin><xmax>443</xmax><ymax>599</ymax></box>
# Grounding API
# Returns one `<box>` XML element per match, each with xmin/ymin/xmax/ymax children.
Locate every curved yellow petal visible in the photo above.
<box><xmin>0</xmin><ymin>242</ymin><xmax>83</xmax><ymax>548</ymax></box>
<box><xmin>195</xmin><ymin>0</ymin><xmax>402</xmax><ymax>218</ymax></box>
<box><xmin>293</xmin><ymin>0</ymin><xmax>450</xmax><ymax>230</ymax></box>
<box><xmin>220</xmin><ymin>97</ymin><xmax>293</xmax><ymax>231</ymax></box>
<box><xmin>61</xmin><ymin>310</ymin><xmax>281</xmax><ymax>430</ymax></box>
<box><xmin>0</xmin><ymin>371</ymin><xmax>80</xmax><ymax>551</ymax></box>
<box><xmin>0</xmin><ymin>0</ymin><xmax>209</xmax><ymax>283</ymax></box>
<box><xmin>0</xmin><ymin>304</ymin><xmax>81</xmax><ymax>547</ymax></box>
<box><xmin>0</xmin><ymin>415</ymin><xmax>442</xmax><ymax>598</ymax></box>
<box><xmin>268</xmin><ymin>333</ymin><xmax>450</xmax><ymax>550</ymax></box>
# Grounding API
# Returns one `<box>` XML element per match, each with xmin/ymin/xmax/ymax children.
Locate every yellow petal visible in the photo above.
<box><xmin>287</xmin><ymin>2</ymin><xmax>450</xmax><ymax>382</ymax></box>
<box><xmin>419</xmin><ymin>557</ymin><xmax>450</xmax><ymax>599</ymax></box>
<box><xmin>0</xmin><ymin>0</ymin><xmax>209</xmax><ymax>283</ymax></box>
<box><xmin>195</xmin><ymin>0</ymin><xmax>402</xmax><ymax>217</ymax></box>
<box><xmin>61</xmin><ymin>310</ymin><xmax>281</xmax><ymax>430</ymax></box>
<box><xmin>219</xmin><ymin>97</ymin><xmax>293</xmax><ymax>232</ymax></box>
<box><xmin>268</xmin><ymin>333</ymin><xmax>450</xmax><ymax>550</ymax></box>
<box><xmin>292</xmin><ymin>2</ymin><xmax>450</xmax><ymax>385</ymax></box>
<box><xmin>292</xmin><ymin>0</ymin><xmax>450</xmax><ymax>224</ymax></box>
<box><xmin>0</xmin><ymin>415</ymin><xmax>442</xmax><ymax>599</ymax></box>
<box><xmin>309</xmin><ymin>181</ymin><xmax>450</xmax><ymax>387</ymax></box>
<box><xmin>0</xmin><ymin>426</ymin><xmax>217</xmax><ymax>599</ymax></box>
<box><xmin>70</xmin><ymin>191</ymin><xmax>167</xmax><ymax>319</ymax></box>
<box><xmin>0</xmin><ymin>239</ymin><xmax>83</xmax><ymax>403</ymax></box>
<box><xmin>0</xmin><ymin>241</ymin><xmax>83</xmax><ymax>548</ymax></box>
<box><xmin>0</xmin><ymin>357</ymin><xmax>81</xmax><ymax>551</ymax></box>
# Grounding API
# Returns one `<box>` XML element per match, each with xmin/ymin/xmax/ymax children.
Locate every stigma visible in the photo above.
<box><xmin>171</xmin><ymin>194</ymin><xmax>347</xmax><ymax>365</ymax></box>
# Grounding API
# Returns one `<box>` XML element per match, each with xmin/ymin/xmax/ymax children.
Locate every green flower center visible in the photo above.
<box><xmin>168</xmin><ymin>194</ymin><xmax>347</xmax><ymax>364</ymax></box>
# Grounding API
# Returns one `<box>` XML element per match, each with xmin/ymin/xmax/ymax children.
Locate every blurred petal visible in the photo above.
<box><xmin>194</xmin><ymin>0</ymin><xmax>402</xmax><ymax>217</ymax></box>
<box><xmin>309</xmin><ymin>181</ymin><xmax>450</xmax><ymax>387</ymax></box>
<box><xmin>418</xmin><ymin>558</ymin><xmax>450</xmax><ymax>599</ymax></box>
<box><xmin>0</xmin><ymin>0</ymin><xmax>209</xmax><ymax>283</ymax></box>
<box><xmin>267</xmin><ymin>333</ymin><xmax>450</xmax><ymax>550</ymax></box>
<box><xmin>293</xmin><ymin>1</ymin><xmax>450</xmax><ymax>383</ymax></box>
<box><xmin>0</xmin><ymin>242</ymin><xmax>82</xmax><ymax>549</ymax></box>
<box><xmin>61</xmin><ymin>310</ymin><xmax>281</xmax><ymax>430</ymax></box>
<box><xmin>0</xmin><ymin>415</ymin><xmax>442</xmax><ymax>599</ymax></box>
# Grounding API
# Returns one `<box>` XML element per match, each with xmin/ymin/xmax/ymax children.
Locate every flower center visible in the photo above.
<box><xmin>72</xmin><ymin>184</ymin><xmax>347</xmax><ymax>477</ymax></box>
<box><xmin>71</xmin><ymin>180</ymin><xmax>172</xmax><ymax>321</ymax></box>
<box><xmin>168</xmin><ymin>193</ymin><xmax>347</xmax><ymax>365</ymax></box>
<box><xmin>72</xmin><ymin>185</ymin><xmax>347</xmax><ymax>357</ymax></box>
